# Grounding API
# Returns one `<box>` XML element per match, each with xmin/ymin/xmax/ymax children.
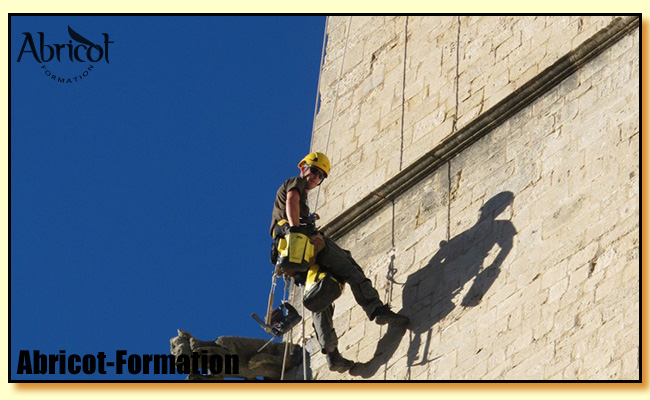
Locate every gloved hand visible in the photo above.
<box><xmin>309</xmin><ymin>233</ymin><xmax>325</xmax><ymax>255</ymax></box>
<box><xmin>289</xmin><ymin>225</ymin><xmax>312</xmax><ymax>235</ymax></box>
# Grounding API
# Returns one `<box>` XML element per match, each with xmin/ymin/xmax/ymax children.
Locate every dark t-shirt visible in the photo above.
<box><xmin>270</xmin><ymin>176</ymin><xmax>311</xmax><ymax>236</ymax></box>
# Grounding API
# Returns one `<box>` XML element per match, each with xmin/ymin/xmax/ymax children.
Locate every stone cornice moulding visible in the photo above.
<box><xmin>321</xmin><ymin>15</ymin><xmax>640</xmax><ymax>241</ymax></box>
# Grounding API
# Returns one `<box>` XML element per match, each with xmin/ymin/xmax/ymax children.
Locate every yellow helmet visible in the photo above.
<box><xmin>299</xmin><ymin>152</ymin><xmax>331</xmax><ymax>178</ymax></box>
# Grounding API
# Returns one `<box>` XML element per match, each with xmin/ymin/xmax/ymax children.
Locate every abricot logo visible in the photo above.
<box><xmin>17</xmin><ymin>26</ymin><xmax>114</xmax><ymax>84</ymax></box>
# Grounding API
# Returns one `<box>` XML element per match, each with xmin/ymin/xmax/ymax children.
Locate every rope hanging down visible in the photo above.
<box><xmin>309</xmin><ymin>16</ymin><xmax>330</xmax><ymax>154</ymax></box>
<box><xmin>313</xmin><ymin>16</ymin><xmax>353</xmax><ymax>213</ymax></box>
<box><xmin>280</xmin><ymin>275</ymin><xmax>292</xmax><ymax>380</ymax></box>
<box><xmin>279</xmin><ymin>16</ymin><xmax>353</xmax><ymax>380</ymax></box>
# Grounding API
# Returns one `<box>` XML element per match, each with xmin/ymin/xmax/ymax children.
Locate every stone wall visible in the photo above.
<box><xmin>290</xmin><ymin>16</ymin><xmax>639</xmax><ymax>380</ymax></box>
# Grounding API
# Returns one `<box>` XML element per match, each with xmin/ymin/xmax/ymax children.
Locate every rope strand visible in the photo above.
<box><xmin>314</xmin><ymin>16</ymin><xmax>353</xmax><ymax>213</ymax></box>
<box><xmin>279</xmin><ymin>277</ymin><xmax>293</xmax><ymax>380</ymax></box>
<box><xmin>309</xmin><ymin>16</ymin><xmax>330</xmax><ymax>154</ymax></box>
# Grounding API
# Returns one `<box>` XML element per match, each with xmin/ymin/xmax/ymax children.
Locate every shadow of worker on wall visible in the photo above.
<box><xmin>350</xmin><ymin>191</ymin><xmax>516</xmax><ymax>379</ymax></box>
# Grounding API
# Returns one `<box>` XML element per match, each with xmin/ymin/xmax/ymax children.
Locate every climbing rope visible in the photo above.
<box><xmin>309</xmin><ymin>16</ymin><xmax>330</xmax><ymax>154</ymax></box>
<box><xmin>280</xmin><ymin>276</ymin><xmax>292</xmax><ymax>380</ymax></box>
<box><xmin>301</xmin><ymin>287</ymin><xmax>307</xmax><ymax>380</ymax></box>
<box><xmin>281</xmin><ymin>16</ymin><xmax>353</xmax><ymax>381</ymax></box>
<box><xmin>313</xmin><ymin>16</ymin><xmax>353</xmax><ymax>213</ymax></box>
<box><xmin>264</xmin><ymin>267</ymin><xmax>278</xmax><ymax>325</ymax></box>
<box><xmin>279</xmin><ymin>16</ymin><xmax>354</xmax><ymax>380</ymax></box>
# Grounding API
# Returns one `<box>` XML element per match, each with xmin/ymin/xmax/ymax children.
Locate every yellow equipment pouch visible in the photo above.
<box><xmin>303</xmin><ymin>264</ymin><xmax>343</xmax><ymax>313</ymax></box>
<box><xmin>276</xmin><ymin>230</ymin><xmax>314</xmax><ymax>273</ymax></box>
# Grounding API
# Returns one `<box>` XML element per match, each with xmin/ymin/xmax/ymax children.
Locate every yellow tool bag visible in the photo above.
<box><xmin>276</xmin><ymin>227</ymin><xmax>314</xmax><ymax>273</ymax></box>
<box><xmin>303</xmin><ymin>264</ymin><xmax>343</xmax><ymax>313</ymax></box>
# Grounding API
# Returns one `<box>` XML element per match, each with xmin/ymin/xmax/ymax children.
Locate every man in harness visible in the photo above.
<box><xmin>269</xmin><ymin>152</ymin><xmax>409</xmax><ymax>373</ymax></box>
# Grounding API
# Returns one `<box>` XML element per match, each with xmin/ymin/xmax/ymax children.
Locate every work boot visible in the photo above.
<box><xmin>373</xmin><ymin>306</ymin><xmax>410</xmax><ymax>327</ymax></box>
<box><xmin>326</xmin><ymin>348</ymin><xmax>355</xmax><ymax>373</ymax></box>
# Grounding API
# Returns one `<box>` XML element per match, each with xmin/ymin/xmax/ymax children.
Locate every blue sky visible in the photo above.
<box><xmin>10</xmin><ymin>15</ymin><xmax>326</xmax><ymax>380</ymax></box>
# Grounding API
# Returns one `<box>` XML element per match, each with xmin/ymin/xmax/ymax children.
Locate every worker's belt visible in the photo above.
<box><xmin>272</xmin><ymin>218</ymin><xmax>318</xmax><ymax>239</ymax></box>
<box><xmin>303</xmin><ymin>264</ymin><xmax>343</xmax><ymax>313</ymax></box>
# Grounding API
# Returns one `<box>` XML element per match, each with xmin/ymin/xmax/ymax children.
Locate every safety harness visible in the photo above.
<box><xmin>267</xmin><ymin>218</ymin><xmax>344</xmax><ymax>379</ymax></box>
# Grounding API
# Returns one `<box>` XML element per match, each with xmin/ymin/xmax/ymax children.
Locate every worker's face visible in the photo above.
<box><xmin>302</xmin><ymin>165</ymin><xmax>325</xmax><ymax>189</ymax></box>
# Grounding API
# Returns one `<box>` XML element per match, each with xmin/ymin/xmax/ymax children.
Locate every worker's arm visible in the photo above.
<box><xmin>286</xmin><ymin>189</ymin><xmax>301</xmax><ymax>227</ymax></box>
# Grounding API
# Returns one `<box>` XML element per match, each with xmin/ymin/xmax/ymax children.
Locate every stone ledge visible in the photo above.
<box><xmin>322</xmin><ymin>15</ymin><xmax>639</xmax><ymax>241</ymax></box>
